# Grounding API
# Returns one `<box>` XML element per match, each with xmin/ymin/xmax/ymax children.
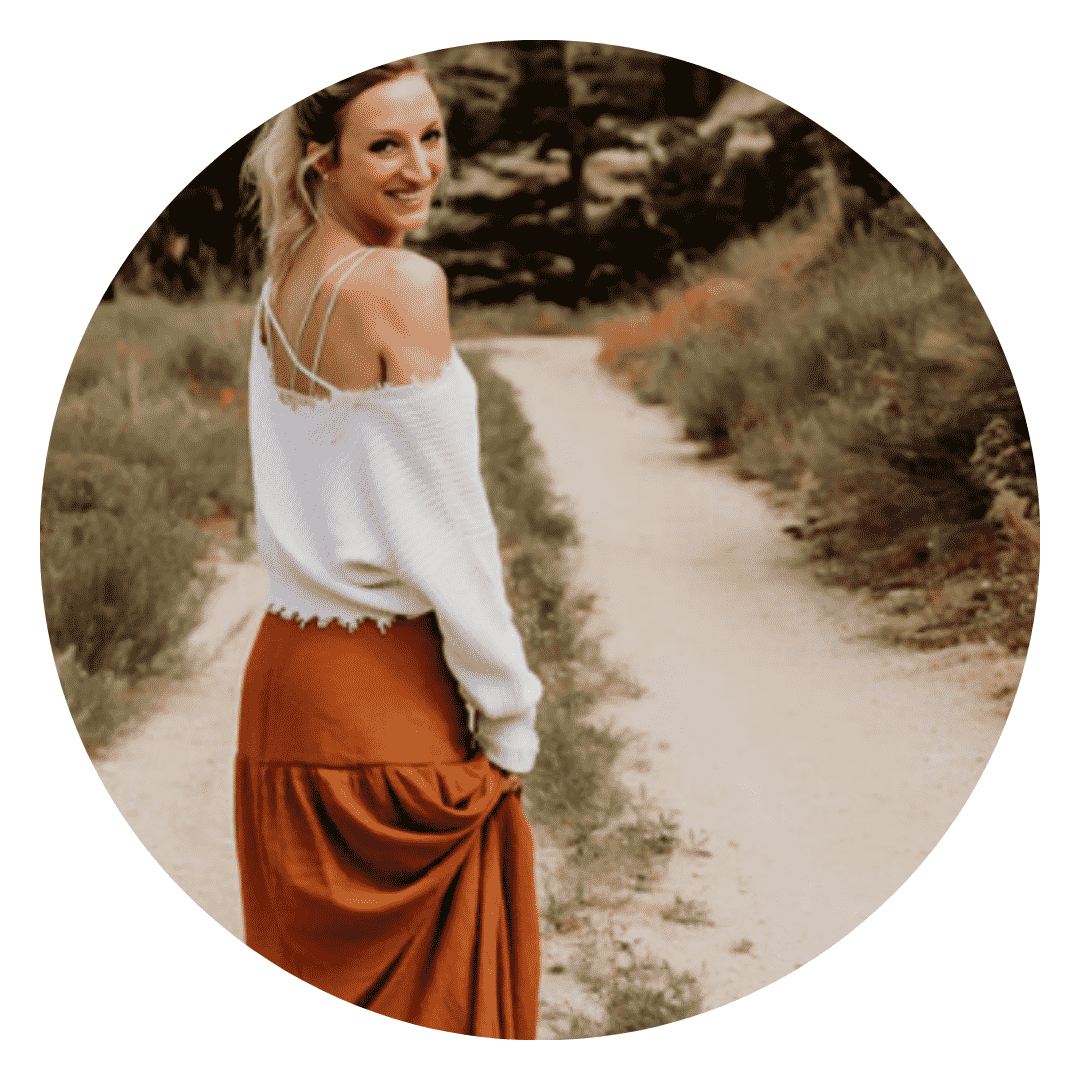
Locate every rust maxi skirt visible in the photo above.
<box><xmin>234</xmin><ymin>610</ymin><xmax>541</xmax><ymax>1038</ymax></box>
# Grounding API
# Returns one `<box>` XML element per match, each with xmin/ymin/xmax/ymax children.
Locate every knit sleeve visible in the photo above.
<box><xmin>351</xmin><ymin>364</ymin><xmax>543</xmax><ymax>773</ymax></box>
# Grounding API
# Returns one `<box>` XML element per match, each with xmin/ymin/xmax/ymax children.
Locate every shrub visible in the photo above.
<box><xmin>41</xmin><ymin>505</ymin><xmax>213</xmax><ymax>680</ymax></box>
<box><xmin>550</xmin><ymin>937</ymin><xmax>704</xmax><ymax>1038</ymax></box>
<box><xmin>603</xmin><ymin>954</ymin><xmax>704</xmax><ymax>1035</ymax></box>
<box><xmin>52</xmin><ymin>644</ymin><xmax>136</xmax><ymax>749</ymax></box>
<box><xmin>50</xmin><ymin>344</ymin><xmax>253</xmax><ymax>526</ymax></box>
<box><xmin>42</xmin><ymin>290</ymin><xmax>252</xmax><ymax>737</ymax></box>
<box><xmin>581</xmin><ymin>197</ymin><xmax>1037</xmax><ymax>650</ymax></box>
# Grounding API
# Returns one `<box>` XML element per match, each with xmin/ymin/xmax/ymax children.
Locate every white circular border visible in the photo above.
<box><xmin>5</xmin><ymin>4</ymin><xmax>1076</xmax><ymax>1077</ymax></box>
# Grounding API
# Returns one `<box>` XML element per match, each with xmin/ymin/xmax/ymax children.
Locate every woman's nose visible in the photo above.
<box><xmin>402</xmin><ymin>138</ymin><xmax>438</xmax><ymax>183</ymax></box>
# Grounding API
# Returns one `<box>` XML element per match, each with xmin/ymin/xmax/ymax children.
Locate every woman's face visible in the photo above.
<box><xmin>320</xmin><ymin>73</ymin><xmax>446</xmax><ymax>248</ymax></box>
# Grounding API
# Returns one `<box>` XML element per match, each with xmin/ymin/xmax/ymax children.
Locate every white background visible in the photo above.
<box><xmin>3</xmin><ymin>2</ymin><xmax>1076</xmax><ymax>1076</ymax></box>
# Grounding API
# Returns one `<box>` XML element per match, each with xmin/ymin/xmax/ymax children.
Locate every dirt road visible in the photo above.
<box><xmin>91</xmin><ymin>335</ymin><xmax>1018</xmax><ymax>1018</ymax></box>
<box><xmin>480</xmin><ymin>336</ymin><xmax>1016</xmax><ymax>1010</ymax></box>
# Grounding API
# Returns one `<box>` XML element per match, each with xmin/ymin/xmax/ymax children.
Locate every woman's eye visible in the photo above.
<box><xmin>368</xmin><ymin>131</ymin><xmax>441</xmax><ymax>154</ymax></box>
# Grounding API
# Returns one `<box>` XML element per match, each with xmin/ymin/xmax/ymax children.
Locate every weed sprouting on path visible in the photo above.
<box><xmin>660</xmin><ymin>895</ymin><xmax>715</xmax><ymax>927</ymax></box>
<box><xmin>543</xmin><ymin>928</ymin><xmax>705</xmax><ymax>1038</ymax></box>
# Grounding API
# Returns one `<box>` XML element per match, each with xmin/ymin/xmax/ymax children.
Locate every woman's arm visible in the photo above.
<box><xmin>333</xmin><ymin>252</ymin><xmax>543</xmax><ymax>773</ymax></box>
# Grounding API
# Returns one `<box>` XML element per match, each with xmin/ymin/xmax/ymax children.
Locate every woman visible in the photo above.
<box><xmin>235</xmin><ymin>58</ymin><xmax>543</xmax><ymax>1038</ymax></box>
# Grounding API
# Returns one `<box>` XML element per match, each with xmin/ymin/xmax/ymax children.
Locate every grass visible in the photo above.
<box><xmin>660</xmin><ymin>896</ymin><xmax>715</xmax><ymax>927</ymax></box>
<box><xmin>570</xmin><ymin>197</ymin><xmax>1038</xmax><ymax>654</ymax></box>
<box><xmin>43</xmin><ymin>286</ymin><xmax>256</xmax><ymax>751</ymax></box>
<box><xmin>461</xmin><ymin>345</ymin><xmax>706</xmax><ymax>1033</ymax></box>
<box><xmin>451</xmin><ymin>294</ymin><xmax>598</xmax><ymax>339</ymax></box>
<box><xmin>464</xmin><ymin>345</ymin><xmax>642</xmax><ymax>839</ymax></box>
<box><xmin>52</xmin><ymin>643</ymin><xmax>139</xmax><ymax>748</ymax></box>
<box><xmin>544</xmin><ymin>934</ymin><xmax>705</xmax><ymax>1038</ymax></box>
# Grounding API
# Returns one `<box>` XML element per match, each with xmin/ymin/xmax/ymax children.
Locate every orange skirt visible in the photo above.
<box><xmin>234</xmin><ymin>611</ymin><xmax>540</xmax><ymax>1038</ymax></box>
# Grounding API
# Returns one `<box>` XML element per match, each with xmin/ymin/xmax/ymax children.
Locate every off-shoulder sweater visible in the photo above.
<box><xmin>247</xmin><ymin>271</ymin><xmax>543</xmax><ymax>773</ymax></box>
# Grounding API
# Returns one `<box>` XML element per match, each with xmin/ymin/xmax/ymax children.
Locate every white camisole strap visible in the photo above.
<box><xmin>310</xmin><ymin>249</ymin><xmax>373</xmax><ymax>382</ymax></box>
<box><xmin>292</xmin><ymin>247</ymin><xmax>370</xmax><ymax>380</ymax></box>
<box><xmin>261</xmin><ymin>300</ymin><xmax>341</xmax><ymax>398</ymax></box>
<box><xmin>261</xmin><ymin>246</ymin><xmax>372</xmax><ymax>397</ymax></box>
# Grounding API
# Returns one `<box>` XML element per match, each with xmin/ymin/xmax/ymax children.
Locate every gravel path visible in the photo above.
<box><xmin>91</xmin><ymin>335</ymin><xmax>1017</xmax><ymax>1017</ymax></box>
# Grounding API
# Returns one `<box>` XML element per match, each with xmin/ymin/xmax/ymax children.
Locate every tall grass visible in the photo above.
<box><xmin>463</xmin><ymin>346</ymin><xmax>647</xmax><ymax>839</ymax></box>
<box><xmin>584</xmin><ymin>198</ymin><xmax>1039</xmax><ymax>652</ymax></box>
<box><xmin>43</xmin><ymin>291</ymin><xmax>256</xmax><ymax>749</ymax></box>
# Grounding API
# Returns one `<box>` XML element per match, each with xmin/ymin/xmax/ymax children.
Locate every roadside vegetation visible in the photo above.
<box><xmin>451</xmin><ymin>195</ymin><xmax>1039</xmax><ymax>654</ymax></box>
<box><xmin>42</xmin><ymin>287</ymin><xmax>256</xmax><ymax>750</ymax></box>
<box><xmin>463</xmin><ymin>346</ymin><xmax>706</xmax><ymax>1035</ymax></box>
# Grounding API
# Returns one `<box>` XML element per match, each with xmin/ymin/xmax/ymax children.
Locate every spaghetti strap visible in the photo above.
<box><xmin>261</xmin><ymin>298</ymin><xmax>341</xmax><ymax>398</ymax></box>
<box><xmin>294</xmin><ymin>247</ymin><xmax>370</xmax><ymax>381</ymax></box>
<box><xmin>311</xmin><ymin>248</ymin><xmax>372</xmax><ymax>380</ymax></box>
<box><xmin>261</xmin><ymin>246</ymin><xmax>372</xmax><ymax>398</ymax></box>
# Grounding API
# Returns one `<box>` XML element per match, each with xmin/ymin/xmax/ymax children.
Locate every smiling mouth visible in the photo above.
<box><xmin>386</xmin><ymin>190</ymin><xmax>427</xmax><ymax>204</ymax></box>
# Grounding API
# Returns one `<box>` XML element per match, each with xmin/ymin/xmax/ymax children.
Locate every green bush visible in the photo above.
<box><xmin>50</xmin><ymin>352</ymin><xmax>253</xmax><ymax>526</ymax></box>
<box><xmin>52</xmin><ymin>644</ymin><xmax>136</xmax><ymax>749</ymax></box>
<box><xmin>43</xmin><ymin>290</ymin><xmax>253</xmax><ymax>749</ymax></box>
<box><xmin>41</xmin><ymin>505</ymin><xmax>213</xmax><ymax>679</ymax></box>
<box><xmin>648</xmin><ymin>198</ymin><xmax>1037</xmax><ymax>647</ymax></box>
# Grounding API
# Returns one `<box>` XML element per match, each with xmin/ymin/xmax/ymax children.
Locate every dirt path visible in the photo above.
<box><xmin>92</xmin><ymin>557</ymin><xmax>269</xmax><ymax>940</ymax></box>
<box><xmin>480</xmin><ymin>336</ymin><xmax>1017</xmax><ymax>1012</ymax></box>
<box><xmin>91</xmin><ymin>335</ymin><xmax>1019</xmax><ymax>1021</ymax></box>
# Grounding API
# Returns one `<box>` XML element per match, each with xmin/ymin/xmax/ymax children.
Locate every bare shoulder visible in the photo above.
<box><xmin>363</xmin><ymin>247</ymin><xmax>447</xmax><ymax>300</ymax></box>
<box><xmin>332</xmin><ymin>248</ymin><xmax>452</xmax><ymax>386</ymax></box>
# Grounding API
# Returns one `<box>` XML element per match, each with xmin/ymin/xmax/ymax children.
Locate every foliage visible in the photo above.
<box><xmin>547</xmin><ymin>935</ymin><xmax>704</xmax><ymax>1038</ymax></box>
<box><xmin>43</xmin><ymin>292</ymin><xmax>254</xmax><ymax>749</ymax></box>
<box><xmin>585</xmin><ymin>197</ymin><xmax>1038</xmax><ymax>651</ymax></box>
<box><xmin>52</xmin><ymin>644</ymin><xmax>137</xmax><ymax>749</ymax></box>
<box><xmin>462</xmin><ymin>347</ymin><xmax>643</xmax><ymax>837</ymax></box>
<box><xmin>42</xmin><ymin>504</ymin><xmax>213</xmax><ymax>680</ymax></box>
<box><xmin>660</xmin><ymin>895</ymin><xmax>715</xmax><ymax>926</ymax></box>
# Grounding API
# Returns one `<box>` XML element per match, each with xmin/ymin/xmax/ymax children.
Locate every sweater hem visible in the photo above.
<box><xmin>265</xmin><ymin>602</ymin><xmax>400</xmax><ymax>635</ymax></box>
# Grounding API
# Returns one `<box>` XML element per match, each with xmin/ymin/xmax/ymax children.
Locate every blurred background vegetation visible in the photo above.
<box><xmin>105</xmin><ymin>42</ymin><xmax>896</xmax><ymax>308</ymax></box>
<box><xmin>50</xmin><ymin>41</ymin><xmax>1037</xmax><ymax>753</ymax></box>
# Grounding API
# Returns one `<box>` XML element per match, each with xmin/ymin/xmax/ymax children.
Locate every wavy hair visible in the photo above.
<box><xmin>241</xmin><ymin>57</ymin><xmax>433</xmax><ymax>288</ymax></box>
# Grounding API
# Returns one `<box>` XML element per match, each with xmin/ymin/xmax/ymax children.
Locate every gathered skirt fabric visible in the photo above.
<box><xmin>234</xmin><ymin>611</ymin><xmax>540</xmax><ymax>1038</ymax></box>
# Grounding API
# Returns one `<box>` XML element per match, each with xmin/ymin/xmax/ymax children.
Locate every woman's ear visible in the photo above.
<box><xmin>306</xmin><ymin>142</ymin><xmax>331</xmax><ymax>181</ymax></box>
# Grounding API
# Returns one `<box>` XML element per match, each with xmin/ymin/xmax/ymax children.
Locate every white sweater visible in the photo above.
<box><xmin>247</xmin><ymin>284</ymin><xmax>543</xmax><ymax>773</ymax></box>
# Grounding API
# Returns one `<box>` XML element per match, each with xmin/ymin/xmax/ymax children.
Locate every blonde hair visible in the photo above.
<box><xmin>241</xmin><ymin>57</ymin><xmax>434</xmax><ymax>288</ymax></box>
